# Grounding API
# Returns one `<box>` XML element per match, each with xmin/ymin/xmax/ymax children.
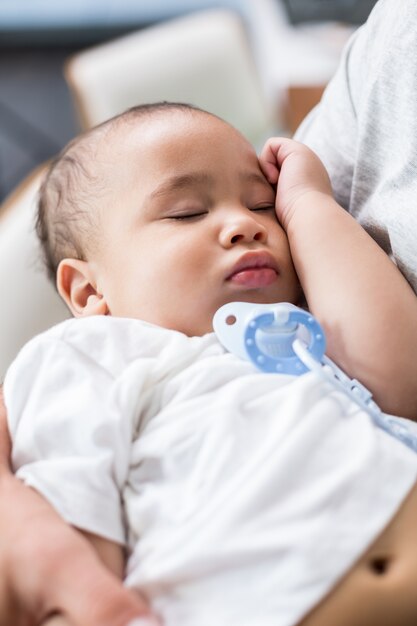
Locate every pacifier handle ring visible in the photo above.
<box><xmin>244</xmin><ymin>309</ymin><xmax>326</xmax><ymax>375</ymax></box>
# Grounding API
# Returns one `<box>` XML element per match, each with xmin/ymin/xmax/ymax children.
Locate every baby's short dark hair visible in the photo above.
<box><xmin>36</xmin><ymin>101</ymin><xmax>209</xmax><ymax>283</ymax></box>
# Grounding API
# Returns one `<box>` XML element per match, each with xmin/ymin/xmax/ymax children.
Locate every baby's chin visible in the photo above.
<box><xmin>163</xmin><ymin>291</ymin><xmax>302</xmax><ymax>338</ymax></box>
<box><xmin>152</xmin><ymin>315</ymin><xmax>214</xmax><ymax>338</ymax></box>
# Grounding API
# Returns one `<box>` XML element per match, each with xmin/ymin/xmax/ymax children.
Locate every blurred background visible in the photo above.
<box><xmin>0</xmin><ymin>0</ymin><xmax>378</xmax><ymax>203</ymax></box>
<box><xmin>0</xmin><ymin>0</ymin><xmax>379</xmax><ymax>378</ymax></box>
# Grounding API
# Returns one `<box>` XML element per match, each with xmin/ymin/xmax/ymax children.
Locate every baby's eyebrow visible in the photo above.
<box><xmin>149</xmin><ymin>172</ymin><xmax>213</xmax><ymax>200</ymax></box>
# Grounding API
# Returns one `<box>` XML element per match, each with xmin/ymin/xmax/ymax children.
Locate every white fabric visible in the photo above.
<box><xmin>4</xmin><ymin>315</ymin><xmax>417</xmax><ymax>626</ymax></box>
<box><xmin>295</xmin><ymin>0</ymin><xmax>417</xmax><ymax>293</ymax></box>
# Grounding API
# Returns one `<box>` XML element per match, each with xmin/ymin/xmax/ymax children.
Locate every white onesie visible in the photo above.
<box><xmin>4</xmin><ymin>315</ymin><xmax>417</xmax><ymax>626</ymax></box>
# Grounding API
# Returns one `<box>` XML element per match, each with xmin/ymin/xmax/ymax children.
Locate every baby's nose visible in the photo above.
<box><xmin>220</xmin><ymin>215</ymin><xmax>268</xmax><ymax>247</ymax></box>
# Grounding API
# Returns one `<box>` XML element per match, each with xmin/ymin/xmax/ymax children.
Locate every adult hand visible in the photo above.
<box><xmin>0</xmin><ymin>386</ymin><xmax>158</xmax><ymax>626</ymax></box>
<box><xmin>259</xmin><ymin>137</ymin><xmax>333</xmax><ymax>230</ymax></box>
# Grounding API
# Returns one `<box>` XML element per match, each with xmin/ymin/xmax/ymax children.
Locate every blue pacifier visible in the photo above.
<box><xmin>213</xmin><ymin>302</ymin><xmax>325</xmax><ymax>375</ymax></box>
<box><xmin>213</xmin><ymin>302</ymin><xmax>417</xmax><ymax>453</ymax></box>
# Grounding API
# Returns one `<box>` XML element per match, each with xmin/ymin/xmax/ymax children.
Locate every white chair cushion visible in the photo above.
<box><xmin>65</xmin><ymin>9</ymin><xmax>274</xmax><ymax>149</ymax></box>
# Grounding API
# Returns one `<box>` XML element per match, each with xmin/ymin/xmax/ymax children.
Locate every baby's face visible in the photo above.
<box><xmin>87</xmin><ymin>111</ymin><xmax>300</xmax><ymax>335</ymax></box>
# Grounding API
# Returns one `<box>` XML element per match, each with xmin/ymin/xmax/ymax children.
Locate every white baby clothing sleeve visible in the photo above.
<box><xmin>5</xmin><ymin>332</ymin><xmax>134</xmax><ymax>545</ymax></box>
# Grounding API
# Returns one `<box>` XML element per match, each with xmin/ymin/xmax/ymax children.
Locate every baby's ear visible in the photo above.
<box><xmin>57</xmin><ymin>259</ymin><xmax>108</xmax><ymax>317</ymax></box>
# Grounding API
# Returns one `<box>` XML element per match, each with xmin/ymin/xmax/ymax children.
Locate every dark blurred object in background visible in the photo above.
<box><xmin>0</xmin><ymin>0</ymin><xmax>243</xmax><ymax>48</ymax></box>
<box><xmin>281</xmin><ymin>0</ymin><xmax>378</xmax><ymax>25</ymax></box>
<box><xmin>0</xmin><ymin>48</ymin><xmax>79</xmax><ymax>202</ymax></box>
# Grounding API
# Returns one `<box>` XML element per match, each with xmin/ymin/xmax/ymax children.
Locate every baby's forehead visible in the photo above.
<box><xmin>80</xmin><ymin>109</ymin><xmax>260</xmax><ymax>196</ymax></box>
<box><xmin>106</xmin><ymin>108</ymin><xmax>249</xmax><ymax>154</ymax></box>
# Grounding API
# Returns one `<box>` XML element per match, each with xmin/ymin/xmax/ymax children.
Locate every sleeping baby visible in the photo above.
<box><xmin>5</xmin><ymin>102</ymin><xmax>417</xmax><ymax>626</ymax></box>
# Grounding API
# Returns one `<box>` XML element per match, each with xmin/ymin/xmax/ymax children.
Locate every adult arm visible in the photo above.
<box><xmin>0</xmin><ymin>385</ymin><xmax>155</xmax><ymax>626</ymax></box>
<box><xmin>42</xmin><ymin>532</ymin><xmax>153</xmax><ymax>626</ymax></box>
<box><xmin>259</xmin><ymin>138</ymin><xmax>417</xmax><ymax>420</ymax></box>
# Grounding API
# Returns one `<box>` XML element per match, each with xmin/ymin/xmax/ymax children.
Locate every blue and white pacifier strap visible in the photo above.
<box><xmin>213</xmin><ymin>302</ymin><xmax>417</xmax><ymax>453</ymax></box>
